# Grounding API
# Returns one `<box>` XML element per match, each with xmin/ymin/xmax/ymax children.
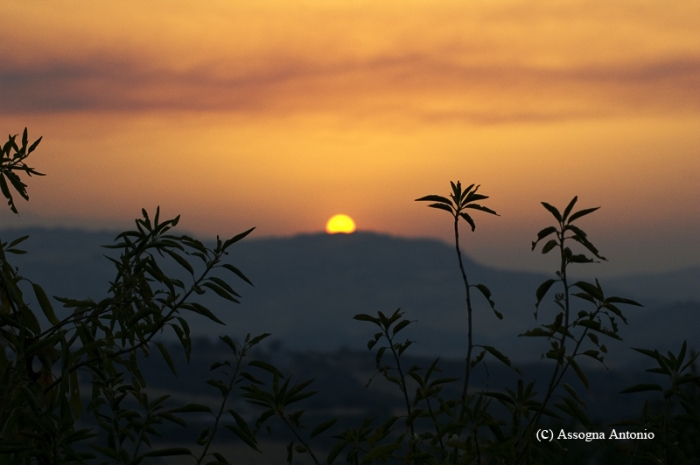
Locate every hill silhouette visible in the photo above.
<box><xmin>3</xmin><ymin>227</ymin><xmax>697</xmax><ymax>364</ymax></box>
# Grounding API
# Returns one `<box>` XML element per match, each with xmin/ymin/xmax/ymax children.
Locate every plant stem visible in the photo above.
<box><xmin>196</xmin><ymin>347</ymin><xmax>246</xmax><ymax>465</ymax></box>
<box><xmin>281</xmin><ymin>415</ymin><xmax>320</xmax><ymax>465</ymax></box>
<box><xmin>386</xmin><ymin>333</ymin><xmax>418</xmax><ymax>464</ymax></box>
<box><xmin>516</xmin><ymin>226</ymin><xmax>573</xmax><ymax>462</ymax></box>
<box><xmin>454</xmin><ymin>216</ymin><xmax>474</xmax><ymax>407</ymax></box>
<box><xmin>452</xmin><ymin>214</ymin><xmax>479</xmax><ymax>463</ymax></box>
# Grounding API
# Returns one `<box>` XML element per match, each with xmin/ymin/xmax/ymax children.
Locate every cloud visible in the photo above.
<box><xmin>2</xmin><ymin>47</ymin><xmax>699</xmax><ymax>124</ymax></box>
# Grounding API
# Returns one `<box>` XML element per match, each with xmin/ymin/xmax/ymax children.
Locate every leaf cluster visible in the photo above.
<box><xmin>1</xmin><ymin>128</ymin><xmax>44</xmax><ymax>214</ymax></box>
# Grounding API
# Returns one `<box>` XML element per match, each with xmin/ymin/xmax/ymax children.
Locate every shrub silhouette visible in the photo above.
<box><xmin>1</xmin><ymin>129</ymin><xmax>698</xmax><ymax>464</ymax></box>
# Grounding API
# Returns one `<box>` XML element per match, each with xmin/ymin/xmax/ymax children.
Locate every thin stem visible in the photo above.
<box><xmin>281</xmin><ymin>415</ymin><xmax>320</xmax><ymax>465</ymax></box>
<box><xmin>453</xmin><ymin>214</ymin><xmax>479</xmax><ymax>464</ymax></box>
<box><xmin>454</xmin><ymin>215</ymin><xmax>474</xmax><ymax>406</ymax></box>
<box><xmin>196</xmin><ymin>348</ymin><xmax>246</xmax><ymax>465</ymax></box>
<box><xmin>515</xmin><ymin>225</ymin><xmax>572</xmax><ymax>462</ymax></box>
<box><xmin>386</xmin><ymin>329</ymin><xmax>418</xmax><ymax>464</ymax></box>
<box><xmin>425</xmin><ymin>397</ymin><xmax>446</xmax><ymax>458</ymax></box>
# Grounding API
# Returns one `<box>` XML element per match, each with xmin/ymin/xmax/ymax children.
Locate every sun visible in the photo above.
<box><xmin>326</xmin><ymin>214</ymin><xmax>356</xmax><ymax>234</ymax></box>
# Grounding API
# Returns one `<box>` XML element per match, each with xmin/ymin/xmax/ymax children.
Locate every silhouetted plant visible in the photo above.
<box><xmin>416</xmin><ymin>182</ymin><xmax>503</xmax><ymax>403</ymax></box>
<box><xmin>2</xmin><ymin>130</ymin><xmax>698</xmax><ymax>464</ymax></box>
<box><xmin>0</xmin><ymin>129</ymin><xmax>262</xmax><ymax>464</ymax></box>
<box><xmin>612</xmin><ymin>341</ymin><xmax>700</xmax><ymax>464</ymax></box>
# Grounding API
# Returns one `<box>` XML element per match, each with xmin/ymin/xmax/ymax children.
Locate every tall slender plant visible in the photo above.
<box><xmin>510</xmin><ymin>197</ymin><xmax>643</xmax><ymax>462</ymax></box>
<box><xmin>416</xmin><ymin>181</ymin><xmax>502</xmax><ymax>405</ymax></box>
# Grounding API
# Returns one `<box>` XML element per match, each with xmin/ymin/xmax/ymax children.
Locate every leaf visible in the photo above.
<box><xmin>362</xmin><ymin>443</ymin><xmax>401</xmax><ymax>462</ymax></box>
<box><xmin>225</xmin><ymin>425</ymin><xmax>260</xmax><ymax>451</ymax></box>
<box><xmin>563</xmin><ymin>383</ymin><xmax>586</xmax><ymax>407</ymax></box>
<box><xmin>619</xmin><ymin>383</ymin><xmax>663</xmax><ymax>394</ymax></box>
<box><xmin>568</xmin><ymin>254</ymin><xmax>594</xmax><ymax>264</ymax></box>
<box><xmin>353</xmin><ymin>313</ymin><xmax>380</xmax><ymax>324</ymax></box>
<box><xmin>248</xmin><ymin>360</ymin><xmax>282</xmax><ymax>376</ymax></box>
<box><xmin>207</xmin><ymin>379</ymin><xmax>230</xmax><ymax>396</ymax></box>
<box><xmin>69</xmin><ymin>369</ymin><xmax>82</xmax><ymax>420</ymax></box>
<box><xmin>230</xmin><ymin>409</ymin><xmax>256</xmax><ymax>440</ymax></box>
<box><xmin>482</xmin><ymin>345</ymin><xmax>518</xmax><ymax>372</ymax></box>
<box><xmin>90</xmin><ymin>444</ymin><xmax>122</xmax><ymax>460</ymax></box>
<box><xmin>473</xmin><ymin>284</ymin><xmax>501</xmax><ymax>319</ymax></box>
<box><xmin>519</xmin><ymin>328</ymin><xmax>551</xmax><ymax>338</ymax></box>
<box><xmin>541</xmin><ymin>202</ymin><xmax>562</xmax><ymax>222</ymax></box>
<box><xmin>605</xmin><ymin>296</ymin><xmax>643</xmax><ymax>307</ymax></box>
<box><xmin>310</xmin><ymin>418</ymin><xmax>338</xmax><ymax>438</ymax></box>
<box><xmin>555</xmin><ymin>397</ymin><xmax>590</xmax><ymax>427</ymax></box>
<box><xmin>221</xmin><ymin>264</ymin><xmax>254</xmax><ymax>286</ymax></box>
<box><xmin>532</xmin><ymin>226</ymin><xmax>557</xmax><ymax>250</ymax></box>
<box><xmin>428</xmin><ymin>203</ymin><xmax>454</xmax><ymax>214</ymax></box>
<box><xmin>450</xmin><ymin>180</ymin><xmax>461</xmax><ymax>199</ymax></box>
<box><xmin>196</xmin><ymin>428</ymin><xmax>210</xmax><ymax>446</ymax></box>
<box><xmin>463</xmin><ymin>192</ymin><xmax>488</xmax><ymax>204</ymax></box>
<box><xmin>28</xmin><ymin>136</ymin><xmax>43</xmax><ymax>154</ymax></box>
<box><xmin>168</xmin><ymin>404</ymin><xmax>213</xmax><ymax>414</ymax></box>
<box><xmin>182</xmin><ymin>302</ymin><xmax>225</xmax><ymax>325</ymax></box>
<box><xmin>392</xmin><ymin>319</ymin><xmax>411</xmax><ymax>335</ymax></box>
<box><xmin>248</xmin><ymin>333</ymin><xmax>272</xmax><ymax>346</ymax></box>
<box><xmin>459</xmin><ymin>212</ymin><xmax>476</xmax><ymax>231</ymax></box>
<box><xmin>567</xmin><ymin>357</ymin><xmax>589</xmax><ymax>390</ymax></box>
<box><xmin>327</xmin><ymin>440</ymin><xmax>348</xmax><ymax>465</ymax></box>
<box><xmin>286</xmin><ymin>441</ymin><xmax>294</xmax><ymax>464</ymax></box>
<box><xmin>202</xmin><ymin>282</ymin><xmax>239</xmax><ymax>302</ymax></box>
<box><xmin>574</xmin><ymin>280</ymin><xmax>604</xmax><ymax>301</ymax></box>
<box><xmin>156</xmin><ymin>342</ymin><xmax>178</xmax><ymax>376</ymax></box>
<box><xmin>464</xmin><ymin>203</ymin><xmax>499</xmax><ymax>216</ymax></box>
<box><xmin>142</xmin><ymin>447</ymin><xmax>192</xmax><ymax>457</ymax></box>
<box><xmin>223</xmin><ymin>227</ymin><xmax>256</xmax><ymax>249</ymax></box>
<box><xmin>561</xmin><ymin>196</ymin><xmax>578</xmax><ymax>222</ymax></box>
<box><xmin>535</xmin><ymin>279</ymin><xmax>558</xmax><ymax>307</ymax></box>
<box><xmin>541</xmin><ymin>239</ymin><xmax>557</xmax><ymax>254</ymax></box>
<box><xmin>0</xmin><ymin>175</ymin><xmax>18</xmax><ymax>214</ymax></box>
<box><xmin>8</xmin><ymin>235</ymin><xmax>29</xmax><ymax>248</ymax></box>
<box><xmin>482</xmin><ymin>391</ymin><xmax>514</xmax><ymax>405</ymax></box>
<box><xmin>164</xmin><ymin>249</ymin><xmax>194</xmax><ymax>274</ymax></box>
<box><xmin>415</xmin><ymin>194</ymin><xmax>453</xmax><ymax>205</ymax></box>
<box><xmin>576</xmin><ymin>320</ymin><xmax>601</xmax><ymax>331</ymax></box>
<box><xmin>32</xmin><ymin>283</ymin><xmax>59</xmax><ymax>325</ymax></box>
<box><xmin>568</xmin><ymin>206</ymin><xmax>600</xmax><ymax>223</ymax></box>
<box><xmin>208</xmin><ymin>276</ymin><xmax>241</xmax><ymax>297</ymax></box>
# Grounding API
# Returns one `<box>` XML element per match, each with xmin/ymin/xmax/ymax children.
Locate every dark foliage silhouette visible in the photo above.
<box><xmin>1</xmin><ymin>129</ymin><xmax>698</xmax><ymax>464</ymax></box>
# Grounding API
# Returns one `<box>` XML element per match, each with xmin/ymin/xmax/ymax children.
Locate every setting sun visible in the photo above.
<box><xmin>326</xmin><ymin>214</ymin><xmax>356</xmax><ymax>234</ymax></box>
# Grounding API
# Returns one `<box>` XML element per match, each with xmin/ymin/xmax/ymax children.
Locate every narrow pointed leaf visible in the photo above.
<box><xmin>464</xmin><ymin>203</ymin><xmax>499</xmax><ymax>216</ymax></box>
<box><xmin>32</xmin><ymin>283</ymin><xmax>59</xmax><ymax>325</ymax></box>
<box><xmin>620</xmin><ymin>383</ymin><xmax>663</xmax><ymax>394</ymax></box>
<box><xmin>428</xmin><ymin>203</ymin><xmax>454</xmax><ymax>214</ymax></box>
<box><xmin>459</xmin><ymin>212</ymin><xmax>476</xmax><ymax>231</ymax></box>
<box><xmin>535</xmin><ymin>279</ymin><xmax>558</xmax><ymax>306</ymax></box>
<box><xmin>415</xmin><ymin>195</ymin><xmax>452</xmax><ymax>205</ymax></box>
<box><xmin>568</xmin><ymin>206</ymin><xmax>600</xmax><ymax>223</ymax></box>
<box><xmin>541</xmin><ymin>202</ymin><xmax>562</xmax><ymax>222</ymax></box>
<box><xmin>562</xmin><ymin>196</ymin><xmax>578</xmax><ymax>221</ymax></box>
<box><xmin>310</xmin><ymin>418</ymin><xmax>338</xmax><ymax>438</ymax></box>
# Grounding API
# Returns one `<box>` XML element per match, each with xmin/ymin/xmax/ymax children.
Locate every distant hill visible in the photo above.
<box><xmin>2</xmin><ymin>227</ymin><xmax>698</xmax><ymax>364</ymax></box>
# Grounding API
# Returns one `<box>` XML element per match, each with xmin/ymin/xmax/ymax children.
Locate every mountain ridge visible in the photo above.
<box><xmin>3</xmin><ymin>227</ymin><xmax>697</xmax><ymax>363</ymax></box>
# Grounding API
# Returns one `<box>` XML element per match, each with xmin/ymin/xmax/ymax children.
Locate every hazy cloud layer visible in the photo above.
<box><xmin>3</xmin><ymin>50</ymin><xmax>700</xmax><ymax>124</ymax></box>
<box><xmin>2</xmin><ymin>0</ymin><xmax>699</xmax><ymax>123</ymax></box>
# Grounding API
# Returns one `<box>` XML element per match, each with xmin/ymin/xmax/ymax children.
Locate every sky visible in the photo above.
<box><xmin>0</xmin><ymin>0</ymin><xmax>698</xmax><ymax>277</ymax></box>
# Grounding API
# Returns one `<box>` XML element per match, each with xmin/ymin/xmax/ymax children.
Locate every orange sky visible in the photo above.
<box><xmin>1</xmin><ymin>0</ymin><xmax>698</xmax><ymax>276</ymax></box>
